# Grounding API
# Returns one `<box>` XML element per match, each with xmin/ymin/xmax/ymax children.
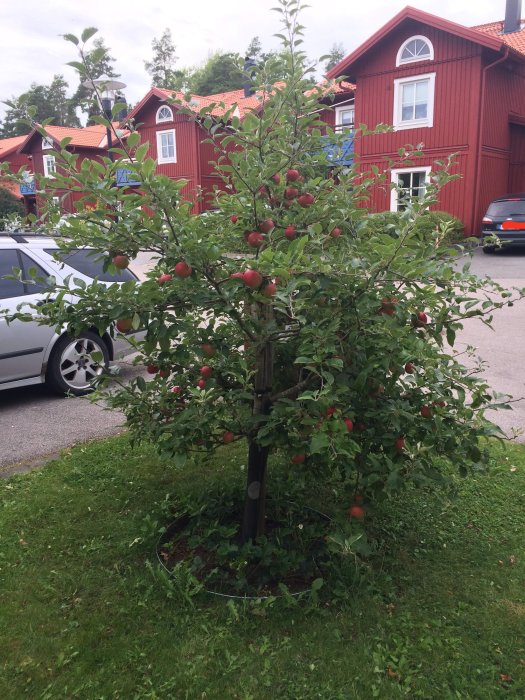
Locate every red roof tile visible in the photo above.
<box><xmin>0</xmin><ymin>177</ymin><xmax>22</xmax><ymax>198</ymax></box>
<box><xmin>0</xmin><ymin>135</ymin><xmax>27</xmax><ymax>158</ymax></box>
<box><xmin>472</xmin><ymin>19</ymin><xmax>525</xmax><ymax>56</ymax></box>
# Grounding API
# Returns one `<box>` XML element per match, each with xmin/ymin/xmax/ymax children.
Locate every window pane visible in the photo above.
<box><xmin>44</xmin><ymin>249</ymin><xmax>136</xmax><ymax>282</ymax></box>
<box><xmin>0</xmin><ymin>250</ymin><xmax>25</xmax><ymax>299</ymax></box>
<box><xmin>415</xmin><ymin>81</ymin><xmax>428</xmax><ymax>101</ymax></box>
<box><xmin>414</xmin><ymin>103</ymin><xmax>427</xmax><ymax>119</ymax></box>
<box><xmin>19</xmin><ymin>253</ymin><xmax>53</xmax><ymax>294</ymax></box>
<box><xmin>160</xmin><ymin>132</ymin><xmax>174</xmax><ymax>159</ymax></box>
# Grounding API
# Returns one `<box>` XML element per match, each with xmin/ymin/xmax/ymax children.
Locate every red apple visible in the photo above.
<box><xmin>259</xmin><ymin>219</ymin><xmax>275</xmax><ymax>234</ymax></box>
<box><xmin>112</xmin><ymin>254</ymin><xmax>129</xmax><ymax>269</ymax></box>
<box><xmin>284</xmin><ymin>187</ymin><xmax>299</xmax><ymax>200</ymax></box>
<box><xmin>284</xmin><ymin>224</ymin><xmax>297</xmax><ymax>240</ymax></box>
<box><xmin>174</xmin><ymin>261</ymin><xmax>192</xmax><ymax>278</ymax></box>
<box><xmin>201</xmin><ymin>343</ymin><xmax>215</xmax><ymax>357</ymax></box>
<box><xmin>247</xmin><ymin>232</ymin><xmax>265</xmax><ymax>248</ymax></box>
<box><xmin>343</xmin><ymin>417</ymin><xmax>354</xmax><ymax>432</ymax></box>
<box><xmin>147</xmin><ymin>364</ymin><xmax>159</xmax><ymax>374</ymax></box>
<box><xmin>413</xmin><ymin>311</ymin><xmax>428</xmax><ymax>327</ymax></box>
<box><xmin>286</xmin><ymin>169</ymin><xmax>300</xmax><ymax>182</ymax></box>
<box><xmin>200</xmin><ymin>365</ymin><xmax>213</xmax><ymax>378</ymax></box>
<box><xmin>197</xmin><ymin>379</ymin><xmax>206</xmax><ymax>389</ymax></box>
<box><xmin>298</xmin><ymin>193</ymin><xmax>315</xmax><ymax>208</ymax></box>
<box><xmin>242</xmin><ymin>269</ymin><xmax>263</xmax><ymax>288</ymax></box>
<box><xmin>116</xmin><ymin>318</ymin><xmax>133</xmax><ymax>333</ymax></box>
<box><xmin>348</xmin><ymin>504</ymin><xmax>365</xmax><ymax>520</ymax></box>
<box><xmin>330</xmin><ymin>227</ymin><xmax>341</xmax><ymax>238</ymax></box>
<box><xmin>171</xmin><ymin>385</ymin><xmax>182</xmax><ymax>394</ymax></box>
<box><xmin>157</xmin><ymin>273</ymin><xmax>173</xmax><ymax>285</ymax></box>
<box><xmin>223</xmin><ymin>431</ymin><xmax>235</xmax><ymax>444</ymax></box>
<box><xmin>271</xmin><ymin>173</ymin><xmax>281</xmax><ymax>185</ymax></box>
<box><xmin>159</xmin><ymin>369</ymin><xmax>170</xmax><ymax>379</ymax></box>
<box><xmin>291</xmin><ymin>454</ymin><xmax>306</xmax><ymax>464</ymax></box>
<box><xmin>404</xmin><ymin>362</ymin><xmax>416</xmax><ymax>374</ymax></box>
<box><xmin>380</xmin><ymin>297</ymin><xmax>398</xmax><ymax>316</ymax></box>
<box><xmin>230</xmin><ymin>214</ymin><xmax>238</xmax><ymax>223</ymax></box>
<box><xmin>263</xmin><ymin>282</ymin><xmax>277</xmax><ymax>297</ymax></box>
<box><xmin>326</xmin><ymin>406</ymin><xmax>337</xmax><ymax>417</ymax></box>
<box><xmin>395</xmin><ymin>436</ymin><xmax>406</xmax><ymax>452</ymax></box>
<box><xmin>420</xmin><ymin>405</ymin><xmax>432</xmax><ymax>419</ymax></box>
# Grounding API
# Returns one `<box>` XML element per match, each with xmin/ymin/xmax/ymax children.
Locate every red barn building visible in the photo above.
<box><xmin>327</xmin><ymin>1</ymin><xmax>525</xmax><ymax>235</ymax></box>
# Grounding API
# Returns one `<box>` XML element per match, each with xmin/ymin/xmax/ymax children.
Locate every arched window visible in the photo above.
<box><xmin>156</xmin><ymin>105</ymin><xmax>173</xmax><ymax>124</ymax></box>
<box><xmin>396</xmin><ymin>36</ymin><xmax>433</xmax><ymax>66</ymax></box>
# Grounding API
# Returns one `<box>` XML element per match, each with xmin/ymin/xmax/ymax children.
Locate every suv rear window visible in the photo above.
<box><xmin>44</xmin><ymin>249</ymin><xmax>136</xmax><ymax>282</ymax></box>
<box><xmin>486</xmin><ymin>200</ymin><xmax>525</xmax><ymax>217</ymax></box>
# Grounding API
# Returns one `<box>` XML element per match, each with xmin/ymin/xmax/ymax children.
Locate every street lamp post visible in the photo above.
<box><xmin>82</xmin><ymin>74</ymin><xmax>127</xmax><ymax>161</ymax></box>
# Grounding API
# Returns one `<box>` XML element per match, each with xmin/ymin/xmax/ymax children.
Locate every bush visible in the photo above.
<box><xmin>363</xmin><ymin>209</ymin><xmax>464</xmax><ymax>244</ymax></box>
<box><xmin>0</xmin><ymin>186</ymin><xmax>24</xmax><ymax>227</ymax></box>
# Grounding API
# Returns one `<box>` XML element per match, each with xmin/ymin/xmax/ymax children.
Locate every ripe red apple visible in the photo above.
<box><xmin>286</xmin><ymin>169</ymin><xmax>300</xmax><ymax>182</ymax></box>
<box><xmin>157</xmin><ymin>273</ymin><xmax>173</xmax><ymax>285</ymax></box>
<box><xmin>201</xmin><ymin>343</ymin><xmax>215</xmax><ymax>357</ymax></box>
<box><xmin>200</xmin><ymin>365</ymin><xmax>213</xmax><ymax>378</ymax></box>
<box><xmin>262</xmin><ymin>282</ymin><xmax>277</xmax><ymax>297</ymax></box>
<box><xmin>298</xmin><ymin>193</ymin><xmax>315</xmax><ymax>208</ymax></box>
<box><xmin>326</xmin><ymin>406</ymin><xmax>337</xmax><ymax>417</ymax></box>
<box><xmin>230</xmin><ymin>214</ymin><xmax>238</xmax><ymax>223</ymax></box>
<box><xmin>330</xmin><ymin>227</ymin><xmax>341</xmax><ymax>238</ymax></box>
<box><xmin>413</xmin><ymin>311</ymin><xmax>428</xmax><ymax>327</ymax></box>
<box><xmin>380</xmin><ymin>297</ymin><xmax>398</xmax><ymax>316</ymax></box>
<box><xmin>242</xmin><ymin>269</ymin><xmax>263</xmax><ymax>288</ymax></box>
<box><xmin>159</xmin><ymin>369</ymin><xmax>170</xmax><ymax>379</ymax></box>
<box><xmin>343</xmin><ymin>417</ymin><xmax>354</xmax><ymax>432</ymax></box>
<box><xmin>171</xmin><ymin>385</ymin><xmax>182</xmax><ymax>394</ymax></box>
<box><xmin>197</xmin><ymin>379</ymin><xmax>207</xmax><ymax>389</ymax></box>
<box><xmin>348</xmin><ymin>504</ymin><xmax>365</xmax><ymax>520</ymax></box>
<box><xmin>116</xmin><ymin>318</ymin><xmax>133</xmax><ymax>333</ymax></box>
<box><xmin>259</xmin><ymin>219</ymin><xmax>275</xmax><ymax>234</ymax></box>
<box><xmin>223</xmin><ymin>431</ymin><xmax>235</xmax><ymax>444</ymax></box>
<box><xmin>247</xmin><ymin>232</ymin><xmax>265</xmax><ymax>248</ymax></box>
<box><xmin>395</xmin><ymin>436</ymin><xmax>406</xmax><ymax>452</ymax></box>
<box><xmin>420</xmin><ymin>405</ymin><xmax>432</xmax><ymax>419</ymax></box>
<box><xmin>174</xmin><ymin>261</ymin><xmax>192</xmax><ymax>278</ymax></box>
<box><xmin>284</xmin><ymin>187</ymin><xmax>299</xmax><ymax>200</ymax></box>
<box><xmin>291</xmin><ymin>454</ymin><xmax>306</xmax><ymax>464</ymax></box>
<box><xmin>271</xmin><ymin>173</ymin><xmax>281</xmax><ymax>185</ymax></box>
<box><xmin>147</xmin><ymin>364</ymin><xmax>159</xmax><ymax>374</ymax></box>
<box><xmin>404</xmin><ymin>362</ymin><xmax>416</xmax><ymax>374</ymax></box>
<box><xmin>284</xmin><ymin>224</ymin><xmax>297</xmax><ymax>240</ymax></box>
<box><xmin>112</xmin><ymin>254</ymin><xmax>129</xmax><ymax>269</ymax></box>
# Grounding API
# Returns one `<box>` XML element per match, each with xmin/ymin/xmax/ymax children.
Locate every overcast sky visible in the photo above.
<box><xmin>0</xmin><ymin>0</ymin><xmax>504</xmax><ymax>123</ymax></box>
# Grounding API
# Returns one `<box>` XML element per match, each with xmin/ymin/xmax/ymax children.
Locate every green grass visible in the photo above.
<box><xmin>1</xmin><ymin>436</ymin><xmax>525</xmax><ymax>699</ymax></box>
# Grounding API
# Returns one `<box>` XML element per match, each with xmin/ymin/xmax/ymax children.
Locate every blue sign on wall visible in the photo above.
<box><xmin>116</xmin><ymin>168</ymin><xmax>141</xmax><ymax>187</ymax></box>
<box><xmin>20</xmin><ymin>178</ymin><xmax>36</xmax><ymax>195</ymax></box>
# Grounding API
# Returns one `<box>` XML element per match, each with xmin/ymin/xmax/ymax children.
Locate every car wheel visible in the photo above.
<box><xmin>482</xmin><ymin>246</ymin><xmax>496</xmax><ymax>254</ymax></box>
<box><xmin>46</xmin><ymin>331</ymin><xmax>110</xmax><ymax>396</ymax></box>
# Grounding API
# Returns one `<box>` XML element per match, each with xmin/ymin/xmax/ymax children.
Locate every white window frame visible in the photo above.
<box><xmin>156</xmin><ymin>105</ymin><xmax>173</xmax><ymax>124</ymax></box>
<box><xmin>390</xmin><ymin>166</ymin><xmax>431</xmax><ymax>211</ymax></box>
<box><xmin>334</xmin><ymin>104</ymin><xmax>355</xmax><ymax>133</ymax></box>
<box><xmin>42</xmin><ymin>137</ymin><xmax>54</xmax><ymax>150</ymax></box>
<box><xmin>393</xmin><ymin>72</ymin><xmax>435</xmax><ymax>131</ymax></box>
<box><xmin>156</xmin><ymin>129</ymin><xmax>177</xmax><ymax>164</ymax></box>
<box><xmin>396</xmin><ymin>35</ymin><xmax>434</xmax><ymax>66</ymax></box>
<box><xmin>43</xmin><ymin>154</ymin><xmax>56</xmax><ymax>178</ymax></box>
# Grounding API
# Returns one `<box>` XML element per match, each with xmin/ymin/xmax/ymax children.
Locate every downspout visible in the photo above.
<box><xmin>472</xmin><ymin>46</ymin><xmax>509</xmax><ymax>234</ymax></box>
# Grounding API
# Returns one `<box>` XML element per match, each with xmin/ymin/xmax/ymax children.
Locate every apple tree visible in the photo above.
<box><xmin>24</xmin><ymin>1</ymin><xmax>519</xmax><ymax>549</ymax></box>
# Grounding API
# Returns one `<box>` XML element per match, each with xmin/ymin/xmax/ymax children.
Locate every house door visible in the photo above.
<box><xmin>508</xmin><ymin>123</ymin><xmax>525</xmax><ymax>193</ymax></box>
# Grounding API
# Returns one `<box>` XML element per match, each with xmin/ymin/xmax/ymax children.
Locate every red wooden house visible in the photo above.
<box><xmin>0</xmin><ymin>136</ymin><xmax>31</xmax><ymax>213</ymax></box>
<box><xmin>327</xmin><ymin>1</ymin><xmax>525</xmax><ymax>235</ymax></box>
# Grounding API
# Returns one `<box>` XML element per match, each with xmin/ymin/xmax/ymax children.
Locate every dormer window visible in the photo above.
<box><xmin>396</xmin><ymin>36</ymin><xmax>433</xmax><ymax>66</ymax></box>
<box><xmin>156</xmin><ymin>105</ymin><xmax>173</xmax><ymax>124</ymax></box>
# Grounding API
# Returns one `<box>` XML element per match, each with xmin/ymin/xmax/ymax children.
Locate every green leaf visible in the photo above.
<box><xmin>62</xmin><ymin>33</ymin><xmax>79</xmax><ymax>46</ymax></box>
<box><xmin>81</xmin><ymin>27</ymin><xmax>98</xmax><ymax>43</ymax></box>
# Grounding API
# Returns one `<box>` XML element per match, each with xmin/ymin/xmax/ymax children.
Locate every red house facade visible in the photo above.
<box><xmin>327</xmin><ymin>2</ymin><xmax>525</xmax><ymax>235</ymax></box>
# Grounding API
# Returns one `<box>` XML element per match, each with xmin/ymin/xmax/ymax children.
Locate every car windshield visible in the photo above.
<box><xmin>486</xmin><ymin>200</ymin><xmax>525</xmax><ymax>218</ymax></box>
<box><xmin>44</xmin><ymin>249</ymin><xmax>136</xmax><ymax>282</ymax></box>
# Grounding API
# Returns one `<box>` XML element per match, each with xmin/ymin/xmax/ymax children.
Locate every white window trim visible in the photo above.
<box><xmin>390</xmin><ymin>166</ymin><xmax>431</xmax><ymax>211</ymax></box>
<box><xmin>42</xmin><ymin>137</ymin><xmax>54</xmax><ymax>150</ymax></box>
<box><xmin>156</xmin><ymin>105</ymin><xmax>173</xmax><ymax>124</ymax></box>
<box><xmin>334</xmin><ymin>104</ymin><xmax>355</xmax><ymax>133</ymax></box>
<box><xmin>396</xmin><ymin>35</ymin><xmax>434</xmax><ymax>66</ymax></box>
<box><xmin>393</xmin><ymin>72</ymin><xmax>435</xmax><ymax>131</ymax></box>
<box><xmin>156</xmin><ymin>129</ymin><xmax>177</xmax><ymax>164</ymax></box>
<box><xmin>43</xmin><ymin>154</ymin><xmax>56</xmax><ymax>178</ymax></box>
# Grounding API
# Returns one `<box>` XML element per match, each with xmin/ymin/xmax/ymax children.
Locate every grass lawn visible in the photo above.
<box><xmin>1</xmin><ymin>435</ymin><xmax>524</xmax><ymax>699</ymax></box>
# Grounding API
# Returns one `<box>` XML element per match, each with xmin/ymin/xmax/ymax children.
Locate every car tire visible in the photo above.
<box><xmin>482</xmin><ymin>246</ymin><xmax>496</xmax><ymax>254</ymax></box>
<box><xmin>45</xmin><ymin>331</ymin><xmax>110</xmax><ymax>396</ymax></box>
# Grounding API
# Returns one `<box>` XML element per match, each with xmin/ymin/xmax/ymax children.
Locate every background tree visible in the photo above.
<box><xmin>323</xmin><ymin>42</ymin><xmax>346</xmax><ymax>74</ymax></box>
<box><xmin>24</xmin><ymin>1</ymin><xmax>520</xmax><ymax>592</ymax></box>
<box><xmin>0</xmin><ymin>75</ymin><xmax>80</xmax><ymax>137</ymax></box>
<box><xmin>144</xmin><ymin>28</ymin><xmax>189</xmax><ymax>90</ymax></box>
<box><xmin>187</xmin><ymin>51</ymin><xmax>244</xmax><ymax>95</ymax></box>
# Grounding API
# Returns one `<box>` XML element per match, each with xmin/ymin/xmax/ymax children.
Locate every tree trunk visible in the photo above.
<box><xmin>241</xmin><ymin>304</ymin><xmax>273</xmax><ymax>543</ymax></box>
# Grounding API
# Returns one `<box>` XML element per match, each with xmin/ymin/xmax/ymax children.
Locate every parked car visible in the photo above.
<box><xmin>0</xmin><ymin>232</ymin><xmax>138</xmax><ymax>395</ymax></box>
<box><xmin>481</xmin><ymin>194</ymin><xmax>525</xmax><ymax>253</ymax></box>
